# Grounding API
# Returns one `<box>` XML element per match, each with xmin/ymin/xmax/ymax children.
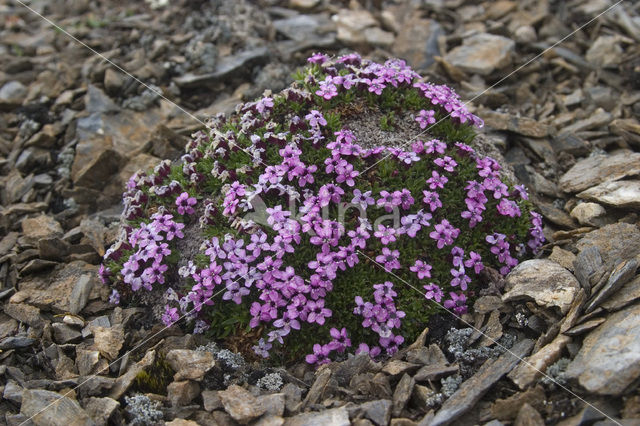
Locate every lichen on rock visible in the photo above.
<box><xmin>100</xmin><ymin>52</ymin><xmax>544</xmax><ymax>365</ymax></box>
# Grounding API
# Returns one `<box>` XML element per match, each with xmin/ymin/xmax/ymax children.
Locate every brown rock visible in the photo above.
<box><xmin>21</xmin><ymin>214</ymin><xmax>63</xmax><ymax>241</ymax></box>
<box><xmin>166</xmin><ymin>349</ymin><xmax>216</xmax><ymax>381</ymax></box>
<box><xmin>110</xmin><ymin>350</ymin><xmax>156</xmax><ymax>399</ymax></box>
<box><xmin>21</xmin><ymin>389</ymin><xmax>95</xmax><ymax>426</ymax></box>
<box><xmin>392</xmin><ymin>17</ymin><xmax>443</xmax><ymax>70</ymax></box>
<box><xmin>381</xmin><ymin>360</ymin><xmax>420</xmax><ymax>376</ymax></box>
<box><xmin>72</xmin><ymin>147</ymin><xmax>123</xmax><ymax>190</ymax></box>
<box><xmin>482</xmin><ymin>111</ymin><xmax>549</xmax><ymax>138</ymax></box>
<box><xmin>514</xmin><ymin>403</ymin><xmax>544</xmax><ymax>426</ymax></box>
<box><xmin>283</xmin><ymin>406</ymin><xmax>349</xmax><ymax>426</ymax></box>
<box><xmin>167</xmin><ymin>380</ymin><xmax>200</xmax><ymax>406</ymax></box>
<box><xmin>218</xmin><ymin>384</ymin><xmax>266</xmax><ymax>424</ymax></box>
<box><xmin>392</xmin><ymin>374</ymin><xmax>415</xmax><ymax>417</ymax></box>
<box><xmin>444</xmin><ymin>33</ymin><xmax>515</xmax><ymax>76</ymax></box>
<box><xmin>491</xmin><ymin>385</ymin><xmax>546</xmax><ymax>421</ymax></box>
<box><xmin>559</xmin><ymin>151</ymin><xmax>640</xmax><ymax>193</ymax></box>
<box><xmin>508</xmin><ymin>334</ymin><xmax>571</xmax><ymax>390</ymax></box>
<box><xmin>503</xmin><ymin>259</ymin><xmax>580</xmax><ymax>314</ymax></box>
<box><xmin>4</xmin><ymin>302</ymin><xmax>44</xmax><ymax>328</ymax></box>
<box><xmin>577</xmin><ymin>180</ymin><xmax>640</xmax><ymax>209</ymax></box>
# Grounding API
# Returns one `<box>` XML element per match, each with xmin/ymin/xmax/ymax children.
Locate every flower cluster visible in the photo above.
<box><xmin>101</xmin><ymin>53</ymin><xmax>543</xmax><ymax>366</ymax></box>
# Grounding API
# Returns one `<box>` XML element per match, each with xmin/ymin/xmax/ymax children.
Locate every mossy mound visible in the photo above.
<box><xmin>101</xmin><ymin>53</ymin><xmax>544</xmax><ymax>365</ymax></box>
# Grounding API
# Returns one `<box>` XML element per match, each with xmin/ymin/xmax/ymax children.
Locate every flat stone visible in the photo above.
<box><xmin>561</xmin><ymin>108</ymin><xmax>612</xmax><ymax>134</ymax></box>
<box><xmin>273</xmin><ymin>14</ymin><xmax>333</xmax><ymax>44</ymax></box>
<box><xmin>166</xmin><ymin>349</ymin><xmax>216</xmax><ymax>381</ymax></box>
<box><xmin>21</xmin><ymin>214</ymin><xmax>63</xmax><ymax>241</ymax></box>
<box><xmin>586</xmin><ymin>35</ymin><xmax>623</xmax><ymax>68</ymax></box>
<box><xmin>573</xmin><ymin>246</ymin><xmax>603</xmax><ymax>293</ymax></box>
<box><xmin>91</xmin><ymin>325</ymin><xmax>124</xmax><ymax>361</ymax></box>
<box><xmin>444</xmin><ymin>33</ymin><xmax>515</xmax><ymax>76</ymax></box>
<box><xmin>0</xmin><ymin>336</ymin><xmax>36</xmax><ymax>350</ymax></box>
<box><xmin>282</xmin><ymin>383</ymin><xmax>302</xmax><ymax>413</ymax></box>
<box><xmin>302</xmin><ymin>367</ymin><xmax>332</xmax><ymax>407</ymax></box>
<box><xmin>3</xmin><ymin>380</ymin><xmax>24</xmax><ymax>404</ymax></box>
<box><xmin>218</xmin><ymin>384</ymin><xmax>266</xmax><ymax>424</ymax></box>
<box><xmin>563</xmin><ymin>318</ymin><xmax>606</xmax><ymax>336</ymax></box>
<box><xmin>52</xmin><ymin>322</ymin><xmax>82</xmax><ymax>344</ymax></box>
<box><xmin>575</xmin><ymin>223</ymin><xmax>640</xmax><ymax>270</ymax></box>
<box><xmin>69</xmin><ymin>274</ymin><xmax>94</xmax><ymax>315</ymax></box>
<box><xmin>76</xmin><ymin>349</ymin><xmax>102</xmax><ymax>376</ymax></box>
<box><xmin>414</xmin><ymin>364</ymin><xmax>459</xmax><ymax>382</ymax></box>
<box><xmin>503</xmin><ymin>259</ymin><xmax>580</xmax><ymax>314</ymax></box>
<box><xmin>165</xmin><ymin>420</ymin><xmax>200</xmax><ymax>426</ymax></box>
<box><xmin>406</xmin><ymin>344</ymin><xmax>448</xmax><ymax>366</ymax></box>
<box><xmin>565</xmin><ymin>303</ymin><xmax>640</xmax><ymax>395</ymax></box>
<box><xmin>533</xmin><ymin>201</ymin><xmax>576</xmax><ymax>229</ymax></box>
<box><xmin>167</xmin><ymin>380</ymin><xmax>200</xmax><ymax>406</ymax></box>
<box><xmin>174</xmin><ymin>47</ymin><xmax>269</xmax><ymax>88</ymax></box>
<box><xmin>259</xmin><ymin>393</ymin><xmax>285</xmax><ymax>417</ymax></box>
<box><xmin>392</xmin><ymin>374</ymin><xmax>415</xmax><ymax>417</ymax></box>
<box><xmin>569</xmin><ymin>202</ymin><xmax>608</xmax><ymax>227</ymax></box>
<box><xmin>490</xmin><ymin>385</ymin><xmax>546</xmax><ymax>421</ymax></box>
<box><xmin>584</xmin><ymin>257</ymin><xmax>638</xmax><ymax>313</ymax></box>
<box><xmin>82</xmin><ymin>397</ymin><xmax>120</xmax><ymax>425</ymax></box>
<box><xmin>359</xmin><ymin>399</ymin><xmax>392</xmax><ymax>426</ymax></box>
<box><xmin>364</xmin><ymin>27</ymin><xmax>395</xmax><ymax>48</ymax></box>
<box><xmin>559</xmin><ymin>151</ymin><xmax>640</xmax><ymax>193</ymax></box>
<box><xmin>72</xmin><ymin>148</ymin><xmax>123</xmax><ymax>190</ymax></box>
<box><xmin>110</xmin><ymin>349</ymin><xmax>156</xmax><ymax>400</ymax></box>
<box><xmin>430</xmin><ymin>339</ymin><xmax>534</xmax><ymax>426</ymax></box>
<box><xmin>482</xmin><ymin>111</ymin><xmax>549</xmax><ymax>138</ymax></box>
<box><xmin>21</xmin><ymin>389</ymin><xmax>95</xmax><ymax>426</ymax></box>
<box><xmin>392</xmin><ymin>17</ymin><xmax>443</xmax><ymax>70</ymax></box>
<box><xmin>508</xmin><ymin>334</ymin><xmax>571</xmax><ymax>389</ymax></box>
<box><xmin>334</xmin><ymin>9</ymin><xmax>377</xmax><ymax>45</ymax></box>
<box><xmin>601</xmin><ymin>275</ymin><xmax>640</xmax><ymax>311</ymax></box>
<box><xmin>548</xmin><ymin>247</ymin><xmax>576</xmax><ymax>273</ymax></box>
<box><xmin>381</xmin><ymin>360</ymin><xmax>420</xmax><ymax>376</ymax></box>
<box><xmin>283</xmin><ymin>406</ymin><xmax>350</xmax><ymax>426</ymax></box>
<box><xmin>577</xmin><ymin>180</ymin><xmax>640</xmax><ymax>209</ymax></box>
<box><xmin>473</xmin><ymin>296</ymin><xmax>509</xmax><ymax>314</ymax></box>
<box><xmin>514</xmin><ymin>403</ymin><xmax>544</xmax><ymax>426</ymax></box>
<box><xmin>4</xmin><ymin>302</ymin><xmax>43</xmax><ymax>328</ymax></box>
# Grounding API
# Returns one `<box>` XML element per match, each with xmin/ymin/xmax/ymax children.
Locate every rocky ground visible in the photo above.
<box><xmin>1</xmin><ymin>0</ymin><xmax>640</xmax><ymax>425</ymax></box>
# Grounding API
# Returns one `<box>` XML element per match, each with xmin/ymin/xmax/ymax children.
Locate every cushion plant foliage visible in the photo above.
<box><xmin>100</xmin><ymin>53</ymin><xmax>544</xmax><ymax>366</ymax></box>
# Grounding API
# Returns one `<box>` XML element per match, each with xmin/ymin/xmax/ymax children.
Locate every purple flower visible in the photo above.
<box><xmin>422</xmin><ymin>190</ymin><xmax>442</xmax><ymax>212</ymax></box>
<box><xmin>410</xmin><ymin>259</ymin><xmax>432</xmax><ymax>279</ymax></box>
<box><xmin>450</xmin><ymin>266</ymin><xmax>471</xmax><ymax>291</ymax></box>
<box><xmin>374</xmin><ymin>224</ymin><xmax>397</xmax><ymax>245</ymax></box>
<box><xmin>305</xmin><ymin>343</ymin><xmax>331</xmax><ymax>366</ymax></box>
<box><xmin>373</xmin><ymin>281</ymin><xmax>397</xmax><ymax>303</ymax></box>
<box><xmin>377</xmin><ymin>190</ymin><xmax>399</xmax><ymax>212</ymax></box>
<box><xmin>335</xmin><ymin>162</ymin><xmax>359</xmax><ymax>186</ymax></box>
<box><xmin>307</xmin><ymin>52</ymin><xmax>329</xmax><ymax>64</ymax></box>
<box><xmin>351</xmin><ymin>189</ymin><xmax>374</xmax><ymax>210</ymax></box>
<box><xmin>429</xmin><ymin>219</ymin><xmax>460</xmax><ymax>249</ymax></box>
<box><xmin>176</xmin><ymin>192</ymin><xmax>197</xmax><ymax>215</ymax></box>
<box><xmin>375</xmin><ymin>247</ymin><xmax>401</xmax><ymax>272</ymax></box>
<box><xmin>253</xmin><ymin>338</ymin><xmax>272</xmax><ymax>358</ymax></box>
<box><xmin>464</xmin><ymin>251</ymin><xmax>484</xmax><ymax>274</ymax></box>
<box><xmin>328</xmin><ymin>327</ymin><xmax>351</xmax><ymax>353</ymax></box>
<box><xmin>316</xmin><ymin>80</ymin><xmax>338</xmax><ymax>100</ymax></box>
<box><xmin>444</xmin><ymin>292</ymin><xmax>468</xmax><ymax>315</ymax></box>
<box><xmin>255</xmin><ymin>97</ymin><xmax>274</xmax><ymax>114</ymax></box>
<box><xmin>434</xmin><ymin>156</ymin><xmax>457</xmax><ymax>172</ymax></box>
<box><xmin>356</xmin><ymin>343</ymin><xmax>381</xmax><ymax>358</ymax></box>
<box><xmin>427</xmin><ymin>171</ymin><xmax>448</xmax><ymax>190</ymax></box>
<box><xmin>379</xmin><ymin>332</ymin><xmax>404</xmax><ymax>355</ymax></box>
<box><xmin>306</xmin><ymin>299</ymin><xmax>332</xmax><ymax>325</ymax></box>
<box><xmin>305</xmin><ymin>110</ymin><xmax>327</xmax><ymax>128</ymax></box>
<box><xmin>266</xmin><ymin>205</ymin><xmax>291</xmax><ymax>230</ymax></box>
<box><xmin>423</xmin><ymin>283</ymin><xmax>443</xmax><ymax>302</ymax></box>
<box><xmin>497</xmin><ymin>198</ymin><xmax>521</xmax><ymax>218</ymax></box>
<box><xmin>109</xmin><ymin>289</ymin><xmax>120</xmax><ymax>305</ymax></box>
<box><xmin>162</xmin><ymin>305</ymin><xmax>180</xmax><ymax>326</ymax></box>
<box><xmin>415</xmin><ymin>109</ymin><xmax>436</xmax><ymax>129</ymax></box>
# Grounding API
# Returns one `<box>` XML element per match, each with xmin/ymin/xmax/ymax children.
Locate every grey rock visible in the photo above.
<box><xmin>69</xmin><ymin>274</ymin><xmax>93</xmax><ymax>315</ymax></box>
<box><xmin>218</xmin><ymin>384</ymin><xmax>266</xmax><ymax>424</ymax></box>
<box><xmin>21</xmin><ymin>389</ymin><xmax>95</xmax><ymax>426</ymax></box>
<box><xmin>86</xmin><ymin>85</ymin><xmax>119</xmax><ymax>114</ymax></box>
<box><xmin>482</xmin><ymin>111</ymin><xmax>549</xmax><ymax>138</ymax></box>
<box><xmin>334</xmin><ymin>9</ymin><xmax>378</xmax><ymax>45</ymax></box>
<box><xmin>565</xmin><ymin>303</ymin><xmax>640</xmax><ymax>394</ymax></box>
<box><xmin>103</xmin><ymin>68</ymin><xmax>126</xmax><ymax>95</ymax></box>
<box><xmin>82</xmin><ymin>316</ymin><xmax>110</xmax><ymax>338</ymax></box>
<box><xmin>601</xmin><ymin>275</ymin><xmax>640</xmax><ymax>311</ymax></box>
<box><xmin>445</xmin><ymin>33</ymin><xmax>515</xmax><ymax>76</ymax></box>
<box><xmin>283</xmin><ymin>406</ymin><xmax>350</xmax><ymax>426</ymax></box>
<box><xmin>3</xmin><ymin>303</ymin><xmax>43</xmax><ymax>328</ymax></box>
<box><xmin>273</xmin><ymin>14</ymin><xmax>333</xmax><ymax>43</ymax></box>
<box><xmin>110</xmin><ymin>349</ymin><xmax>156</xmax><ymax>400</ymax></box>
<box><xmin>392</xmin><ymin>17</ymin><xmax>443</xmax><ymax>70</ymax></box>
<box><xmin>414</xmin><ymin>364</ymin><xmax>458</xmax><ymax>382</ymax></box>
<box><xmin>573</xmin><ymin>246</ymin><xmax>603</xmax><ymax>293</ymax></box>
<box><xmin>392</xmin><ymin>374</ymin><xmax>415</xmax><ymax>417</ymax></box>
<box><xmin>0</xmin><ymin>336</ymin><xmax>36</xmax><ymax>350</ymax></box>
<box><xmin>563</xmin><ymin>317</ymin><xmax>606</xmax><ymax>336</ymax></box>
<box><xmin>0</xmin><ymin>81</ymin><xmax>27</xmax><ymax>109</ymax></box>
<box><xmin>52</xmin><ymin>322</ymin><xmax>82</xmax><ymax>344</ymax></box>
<box><xmin>359</xmin><ymin>399</ymin><xmax>392</xmax><ymax>426</ymax></box>
<box><xmin>281</xmin><ymin>383</ymin><xmax>302</xmax><ymax>414</ymax></box>
<box><xmin>584</xmin><ymin>258</ymin><xmax>638</xmax><ymax>313</ymax></box>
<box><xmin>21</xmin><ymin>215</ymin><xmax>64</xmax><ymax>242</ymax></box>
<box><xmin>76</xmin><ymin>349</ymin><xmax>101</xmax><ymax>376</ymax></box>
<box><xmin>174</xmin><ymin>47</ymin><xmax>270</xmax><ymax>88</ymax></box>
<box><xmin>552</xmin><ymin>133</ymin><xmax>591</xmax><ymax>156</ymax></box>
<box><xmin>82</xmin><ymin>397</ymin><xmax>120</xmax><ymax>425</ymax></box>
<box><xmin>259</xmin><ymin>393</ymin><xmax>285</xmax><ymax>417</ymax></box>
<box><xmin>577</xmin><ymin>180</ymin><xmax>640</xmax><ymax>209</ymax></box>
<box><xmin>586</xmin><ymin>35</ymin><xmax>623</xmax><ymax>68</ymax></box>
<box><xmin>202</xmin><ymin>390</ymin><xmax>222</xmax><ymax>412</ymax></box>
<box><xmin>575</xmin><ymin>223</ymin><xmax>640</xmax><ymax>271</ymax></box>
<box><xmin>167</xmin><ymin>380</ymin><xmax>200</xmax><ymax>407</ymax></box>
<box><xmin>508</xmin><ymin>334</ymin><xmax>571</xmax><ymax>390</ymax></box>
<box><xmin>559</xmin><ymin>151</ymin><xmax>640</xmax><ymax>193</ymax></box>
<box><xmin>430</xmin><ymin>339</ymin><xmax>534</xmax><ymax>426</ymax></box>
<box><xmin>332</xmin><ymin>353</ymin><xmax>378</xmax><ymax>386</ymax></box>
<box><xmin>3</xmin><ymin>380</ymin><xmax>24</xmax><ymax>404</ymax></box>
<box><xmin>302</xmin><ymin>366</ymin><xmax>332</xmax><ymax>408</ymax></box>
<box><xmin>503</xmin><ymin>259</ymin><xmax>580</xmax><ymax>314</ymax></box>
<box><xmin>166</xmin><ymin>349</ymin><xmax>216</xmax><ymax>381</ymax></box>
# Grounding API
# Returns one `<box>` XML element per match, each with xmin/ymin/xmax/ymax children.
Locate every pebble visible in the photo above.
<box><xmin>569</xmin><ymin>202</ymin><xmax>608</xmax><ymax>227</ymax></box>
<box><xmin>358</xmin><ymin>399</ymin><xmax>392</xmax><ymax>426</ymax></box>
<box><xmin>218</xmin><ymin>384</ymin><xmax>266</xmax><ymax>424</ymax></box>
<box><xmin>0</xmin><ymin>81</ymin><xmax>27</xmax><ymax>109</ymax></box>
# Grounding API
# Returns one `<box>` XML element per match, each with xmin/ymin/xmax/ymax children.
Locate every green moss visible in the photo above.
<box><xmin>132</xmin><ymin>354</ymin><xmax>175</xmax><ymax>395</ymax></box>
